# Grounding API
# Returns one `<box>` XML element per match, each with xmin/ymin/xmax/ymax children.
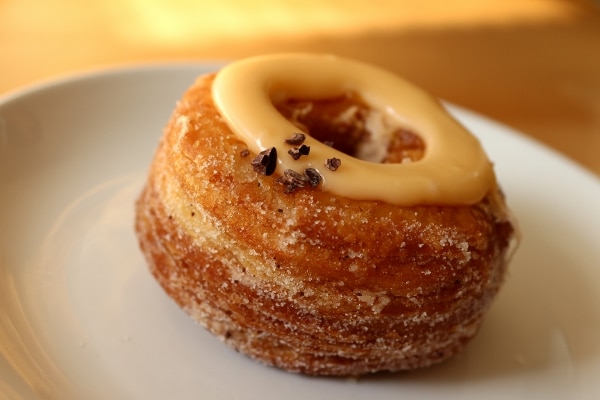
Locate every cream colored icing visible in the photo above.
<box><xmin>211</xmin><ymin>53</ymin><xmax>495</xmax><ymax>206</ymax></box>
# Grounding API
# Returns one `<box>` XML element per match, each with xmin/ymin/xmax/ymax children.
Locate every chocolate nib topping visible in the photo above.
<box><xmin>325</xmin><ymin>157</ymin><xmax>341</xmax><ymax>171</ymax></box>
<box><xmin>251</xmin><ymin>147</ymin><xmax>278</xmax><ymax>176</ymax></box>
<box><xmin>276</xmin><ymin>168</ymin><xmax>322</xmax><ymax>193</ymax></box>
<box><xmin>284</xmin><ymin>133</ymin><xmax>306</xmax><ymax>145</ymax></box>
<box><xmin>304</xmin><ymin>168</ymin><xmax>322</xmax><ymax>187</ymax></box>
<box><xmin>288</xmin><ymin>144</ymin><xmax>310</xmax><ymax>160</ymax></box>
<box><xmin>240</xmin><ymin>149</ymin><xmax>250</xmax><ymax>157</ymax></box>
<box><xmin>285</xmin><ymin>169</ymin><xmax>307</xmax><ymax>185</ymax></box>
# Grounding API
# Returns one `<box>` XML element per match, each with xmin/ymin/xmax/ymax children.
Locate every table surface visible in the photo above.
<box><xmin>2</xmin><ymin>0</ymin><xmax>599</xmax><ymax>177</ymax></box>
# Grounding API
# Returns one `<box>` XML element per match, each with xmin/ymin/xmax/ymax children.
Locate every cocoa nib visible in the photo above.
<box><xmin>325</xmin><ymin>157</ymin><xmax>341</xmax><ymax>171</ymax></box>
<box><xmin>288</xmin><ymin>144</ymin><xmax>310</xmax><ymax>160</ymax></box>
<box><xmin>284</xmin><ymin>133</ymin><xmax>306</xmax><ymax>145</ymax></box>
<box><xmin>277</xmin><ymin>169</ymin><xmax>306</xmax><ymax>189</ymax></box>
<box><xmin>304</xmin><ymin>168</ymin><xmax>322</xmax><ymax>188</ymax></box>
<box><xmin>276</xmin><ymin>168</ymin><xmax>322</xmax><ymax>193</ymax></box>
<box><xmin>251</xmin><ymin>147</ymin><xmax>278</xmax><ymax>176</ymax></box>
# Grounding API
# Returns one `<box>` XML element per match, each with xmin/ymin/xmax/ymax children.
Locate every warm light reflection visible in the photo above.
<box><xmin>112</xmin><ymin>0</ymin><xmax>582</xmax><ymax>46</ymax></box>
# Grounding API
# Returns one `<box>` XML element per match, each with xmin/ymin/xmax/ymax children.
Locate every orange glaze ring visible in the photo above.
<box><xmin>134</xmin><ymin>54</ymin><xmax>519</xmax><ymax>376</ymax></box>
<box><xmin>212</xmin><ymin>53</ymin><xmax>495</xmax><ymax>206</ymax></box>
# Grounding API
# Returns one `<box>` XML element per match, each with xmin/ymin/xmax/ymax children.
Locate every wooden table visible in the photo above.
<box><xmin>2</xmin><ymin>0</ymin><xmax>599</xmax><ymax>177</ymax></box>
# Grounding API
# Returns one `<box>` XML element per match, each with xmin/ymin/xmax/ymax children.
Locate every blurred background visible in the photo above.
<box><xmin>1</xmin><ymin>0</ymin><xmax>599</xmax><ymax>176</ymax></box>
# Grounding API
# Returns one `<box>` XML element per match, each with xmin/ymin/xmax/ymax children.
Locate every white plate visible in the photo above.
<box><xmin>1</xmin><ymin>65</ymin><xmax>600</xmax><ymax>400</ymax></box>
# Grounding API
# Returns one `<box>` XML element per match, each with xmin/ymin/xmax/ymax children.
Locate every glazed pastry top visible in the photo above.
<box><xmin>212</xmin><ymin>53</ymin><xmax>495</xmax><ymax>206</ymax></box>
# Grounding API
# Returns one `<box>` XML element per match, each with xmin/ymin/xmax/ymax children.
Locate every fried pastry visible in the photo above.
<box><xmin>134</xmin><ymin>54</ymin><xmax>518</xmax><ymax>376</ymax></box>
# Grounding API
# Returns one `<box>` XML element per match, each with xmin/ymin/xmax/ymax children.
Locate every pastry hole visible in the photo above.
<box><xmin>275</xmin><ymin>92</ymin><xmax>425</xmax><ymax>163</ymax></box>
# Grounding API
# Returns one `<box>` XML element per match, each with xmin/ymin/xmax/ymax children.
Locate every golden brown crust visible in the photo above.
<box><xmin>134</xmin><ymin>74</ymin><xmax>516</xmax><ymax>376</ymax></box>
